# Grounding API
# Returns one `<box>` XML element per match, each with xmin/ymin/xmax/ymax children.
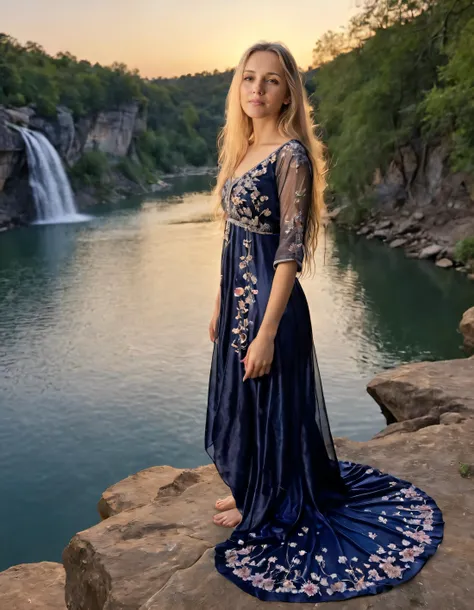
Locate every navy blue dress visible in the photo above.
<box><xmin>205</xmin><ymin>139</ymin><xmax>443</xmax><ymax>602</ymax></box>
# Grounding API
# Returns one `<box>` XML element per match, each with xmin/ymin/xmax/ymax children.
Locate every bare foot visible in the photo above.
<box><xmin>215</xmin><ymin>494</ymin><xmax>236</xmax><ymax>511</ymax></box>
<box><xmin>213</xmin><ymin>508</ymin><xmax>242</xmax><ymax>528</ymax></box>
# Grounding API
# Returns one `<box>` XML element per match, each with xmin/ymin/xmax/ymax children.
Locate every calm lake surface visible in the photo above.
<box><xmin>1</xmin><ymin>173</ymin><xmax>473</xmax><ymax>571</ymax></box>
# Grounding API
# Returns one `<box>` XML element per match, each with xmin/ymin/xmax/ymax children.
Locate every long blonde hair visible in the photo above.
<box><xmin>212</xmin><ymin>40</ymin><xmax>328</xmax><ymax>278</ymax></box>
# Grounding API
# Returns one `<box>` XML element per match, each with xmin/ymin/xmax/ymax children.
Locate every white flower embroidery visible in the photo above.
<box><xmin>221</xmin><ymin>465</ymin><xmax>440</xmax><ymax>599</ymax></box>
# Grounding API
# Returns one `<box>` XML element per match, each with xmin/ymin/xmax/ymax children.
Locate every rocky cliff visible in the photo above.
<box><xmin>330</xmin><ymin>141</ymin><xmax>474</xmax><ymax>277</ymax></box>
<box><xmin>0</xmin><ymin>103</ymin><xmax>145</xmax><ymax>231</ymax></box>
<box><xmin>0</xmin><ymin>308</ymin><xmax>473</xmax><ymax>609</ymax></box>
<box><xmin>0</xmin><ymin>108</ymin><xmax>31</xmax><ymax>230</ymax></box>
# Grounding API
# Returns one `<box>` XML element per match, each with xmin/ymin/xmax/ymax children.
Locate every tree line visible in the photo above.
<box><xmin>1</xmin><ymin>0</ymin><xmax>473</xmax><ymax>198</ymax></box>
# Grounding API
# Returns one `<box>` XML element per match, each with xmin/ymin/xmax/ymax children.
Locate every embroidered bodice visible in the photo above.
<box><xmin>221</xmin><ymin>139</ymin><xmax>313</xmax><ymax>272</ymax></box>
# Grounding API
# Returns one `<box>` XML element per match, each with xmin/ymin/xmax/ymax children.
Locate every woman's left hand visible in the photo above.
<box><xmin>241</xmin><ymin>333</ymin><xmax>274</xmax><ymax>381</ymax></box>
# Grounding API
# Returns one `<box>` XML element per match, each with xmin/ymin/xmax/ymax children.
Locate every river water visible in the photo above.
<box><xmin>0</xmin><ymin>173</ymin><xmax>472</xmax><ymax>571</ymax></box>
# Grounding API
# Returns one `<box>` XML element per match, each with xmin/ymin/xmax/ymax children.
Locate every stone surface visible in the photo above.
<box><xmin>30</xmin><ymin>107</ymin><xmax>77</xmax><ymax>164</ymax></box>
<box><xmin>0</xmin><ymin>111</ymin><xmax>23</xmax><ymax>190</ymax></box>
<box><xmin>83</xmin><ymin>103</ymin><xmax>139</xmax><ymax>157</ymax></box>
<box><xmin>0</xmin><ymin>109</ymin><xmax>32</xmax><ymax>228</ymax></box>
<box><xmin>62</xmin><ymin>464</ymin><xmax>228</xmax><ymax>610</ymax></box>
<box><xmin>435</xmin><ymin>257</ymin><xmax>454</xmax><ymax>268</ymax></box>
<box><xmin>0</xmin><ymin>150</ymin><xmax>19</xmax><ymax>191</ymax></box>
<box><xmin>61</xmin><ymin>420</ymin><xmax>474</xmax><ymax>610</ymax></box>
<box><xmin>389</xmin><ymin>238</ymin><xmax>407</xmax><ymax>248</ymax></box>
<box><xmin>396</xmin><ymin>218</ymin><xmax>420</xmax><ymax>235</ymax></box>
<box><xmin>367</xmin><ymin>355</ymin><xmax>474</xmax><ymax>424</ymax></box>
<box><xmin>440</xmin><ymin>412</ymin><xmax>466</xmax><ymax>425</ymax></box>
<box><xmin>419</xmin><ymin>244</ymin><xmax>443</xmax><ymax>259</ymax></box>
<box><xmin>3</xmin><ymin>107</ymin><xmax>33</xmax><ymax>126</ymax></box>
<box><xmin>460</xmin><ymin>307</ymin><xmax>474</xmax><ymax>349</ymax></box>
<box><xmin>98</xmin><ymin>465</ymin><xmax>185</xmax><ymax>519</ymax></box>
<box><xmin>372</xmin><ymin>414</ymin><xmax>441</xmax><ymax>438</ymax></box>
<box><xmin>0</xmin><ymin>562</ymin><xmax>66</xmax><ymax>609</ymax></box>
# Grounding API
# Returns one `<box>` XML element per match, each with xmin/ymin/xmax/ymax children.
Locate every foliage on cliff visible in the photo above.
<box><xmin>0</xmin><ymin>33</ymin><xmax>229</xmax><ymax>171</ymax></box>
<box><xmin>313</xmin><ymin>0</ymin><xmax>474</xmax><ymax>199</ymax></box>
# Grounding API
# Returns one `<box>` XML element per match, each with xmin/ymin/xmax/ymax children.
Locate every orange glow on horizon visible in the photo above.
<box><xmin>2</xmin><ymin>0</ymin><xmax>358</xmax><ymax>79</ymax></box>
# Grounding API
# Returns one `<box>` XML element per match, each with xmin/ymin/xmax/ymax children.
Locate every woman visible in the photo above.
<box><xmin>205</xmin><ymin>41</ymin><xmax>443</xmax><ymax>603</ymax></box>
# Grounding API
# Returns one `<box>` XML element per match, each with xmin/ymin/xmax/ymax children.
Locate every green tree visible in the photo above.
<box><xmin>423</xmin><ymin>17</ymin><xmax>474</xmax><ymax>172</ymax></box>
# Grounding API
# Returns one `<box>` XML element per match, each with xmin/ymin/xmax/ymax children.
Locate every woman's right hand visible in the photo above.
<box><xmin>209</xmin><ymin>309</ymin><xmax>219</xmax><ymax>343</ymax></box>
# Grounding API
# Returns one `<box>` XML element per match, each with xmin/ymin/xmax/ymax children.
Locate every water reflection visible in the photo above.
<box><xmin>329</xmin><ymin>229</ymin><xmax>470</xmax><ymax>362</ymax></box>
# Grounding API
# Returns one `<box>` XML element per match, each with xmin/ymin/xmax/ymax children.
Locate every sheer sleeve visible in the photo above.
<box><xmin>273</xmin><ymin>144</ymin><xmax>313</xmax><ymax>272</ymax></box>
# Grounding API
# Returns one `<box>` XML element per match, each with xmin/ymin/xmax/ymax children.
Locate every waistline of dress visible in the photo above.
<box><xmin>226</xmin><ymin>216</ymin><xmax>278</xmax><ymax>235</ymax></box>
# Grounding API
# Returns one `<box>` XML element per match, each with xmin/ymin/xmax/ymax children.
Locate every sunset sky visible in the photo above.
<box><xmin>2</xmin><ymin>0</ymin><xmax>358</xmax><ymax>78</ymax></box>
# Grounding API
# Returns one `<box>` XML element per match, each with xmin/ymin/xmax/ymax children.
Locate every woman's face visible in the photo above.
<box><xmin>240</xmin><ymin>50</ymin><xmax>290</xmax><ymax>121</ymax></box>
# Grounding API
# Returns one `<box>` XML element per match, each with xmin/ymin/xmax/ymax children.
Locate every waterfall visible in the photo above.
<box><xmin>15</xmin><ymin>126</ymin><xmax>91</xmax><ymax>225</ymax></box>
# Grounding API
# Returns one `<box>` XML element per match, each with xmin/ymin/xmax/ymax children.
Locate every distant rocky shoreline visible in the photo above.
<box><xmin>1</xmin><ymin>307</ymin><xmax>473</xmax><ymax>609</ymax></box>
<box><xmin>328</xmin><ymin>205</ymin><xmax>474</xmax><ymax>280</ymax></box>
<box><xmin>327</xmin><ymin>141</ymin><xmax>474</xmax><ymax>280</ymax></box>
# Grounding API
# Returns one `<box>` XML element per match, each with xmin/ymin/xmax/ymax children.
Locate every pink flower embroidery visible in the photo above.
<box><xmin>302</xmin><ymin>582</ymin><xmax>320</xmax><ymax>596</ymax></box>
<box><xmin>233</xmin><ymin>566</ymin><xmax>252</xmax><ymax>580</ymax></box>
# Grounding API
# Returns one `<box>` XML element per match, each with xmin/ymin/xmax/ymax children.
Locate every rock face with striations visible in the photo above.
<box><xmin>0</xmin><ymin>108</ymin><xmax>32</xmax><ymax>230</ymax></box>
<box><xmin>29</xmin><ymin>106</ymin><xmax>78</xmax><ymax>164</ymax></box>
<box><xmin>0</xmin><ymin>110</ymin><xmax>23</xmax><ymax>191</ymax></box>
<box><xmin>367</xmin><ymin>354</ymin><xmax>474</xmax><ymax>435</ymax></box>
<box><xmin>82</xmin><ymin>103</ymin><xmax>140</xmax><ymax>157</ymax></box>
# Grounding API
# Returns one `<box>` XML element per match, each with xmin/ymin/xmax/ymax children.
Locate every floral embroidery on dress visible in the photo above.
<box><xmin>221</xmin><ymin>140</ymin><xmax>311</xmax><ymax>353</ymax></box>
<box><xmin>227</xmin><ymin>167</ymin><xmax>274</xmax><ymax>233</ymax></box>
<box><xmin>222</xmin><ymin>466</ymin><xmax>440</xmax><ymax>599</ymax></box>
<box><xmin>231</xmin><ymin>235</ymin><xmax>258</xmax><ymax>354</ymax></box>
<box><xmin>223</xmin><ymin>144</ymin><xmax>296</xmax><ymax>354</ymax></box>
